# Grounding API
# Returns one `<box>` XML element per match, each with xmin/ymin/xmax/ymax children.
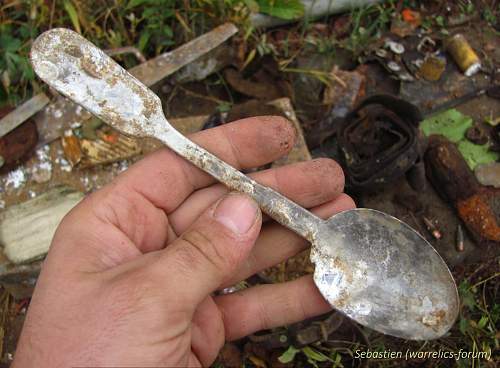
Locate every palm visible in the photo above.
<box><xmin>14</xmin><ymin>117</ymin><xmax>354</xmax><ymax>367</ymax></box>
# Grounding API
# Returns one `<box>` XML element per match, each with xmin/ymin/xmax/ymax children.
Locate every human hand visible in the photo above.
<box><xmin>13</xmin><ymin>116</ymin><xmax>355</xmax><ymax>367</ymax></box>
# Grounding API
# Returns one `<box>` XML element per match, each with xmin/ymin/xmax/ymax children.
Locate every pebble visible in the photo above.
<box><xmin>475</xmin><ymin>162</ymin><xmax>500</xmax><ymax>188</ymax></box>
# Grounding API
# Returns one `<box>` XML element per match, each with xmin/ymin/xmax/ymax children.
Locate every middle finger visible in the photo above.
<box><xmin>169</xmin><ymin>158</ymin><xmax>345</xmax><ymax>234</ymax></box>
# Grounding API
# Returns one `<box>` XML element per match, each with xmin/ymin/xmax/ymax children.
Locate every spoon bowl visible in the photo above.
<box><xmin>313</xmin><ymin>209</ymin><xmax>458</xmax><ymax>340</ymax></box>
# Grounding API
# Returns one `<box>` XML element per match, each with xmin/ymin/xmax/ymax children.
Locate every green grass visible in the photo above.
<box><xmin>0</xmin><ymin>0</ymin><xmax>308</xmax><ymax>108</ymax></box>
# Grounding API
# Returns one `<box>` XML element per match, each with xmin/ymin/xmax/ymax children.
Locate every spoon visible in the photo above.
<box><xmin>31</xmin><ymin>28</ymin><xmax>459</xmax><ymax>340</ymax></box>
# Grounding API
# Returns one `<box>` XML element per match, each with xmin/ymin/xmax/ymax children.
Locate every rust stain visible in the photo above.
<box><xmin>422</xmin><ymin>309</ymin><xmax>446</xmax><ymax>329</ymax></box>
<box><xmin>457</xmin><ymin>193</ymin><xmax>500</xmax><ymax>242</ymax></box>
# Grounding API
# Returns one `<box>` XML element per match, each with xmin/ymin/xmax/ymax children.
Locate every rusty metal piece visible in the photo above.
<box><xmin>418</xmin><ymin>55</ymin><xmax>446</xmax><ymax>81</ymax></box>
<box><xmin>61</xmin><ymin>130</ymin><xmax>83</xmax><ymax>166</ymax></box>
<box><xmin>425</xmin><ymin>136</ymin><xmax>500</xmax><ymax>245</ymax></box>
<box><xmin>31</xmin><ymin>28</ymin><xmax>459</xmax><ymax>340</ymax></box>
<box><xmin>422</xmin><ymin>216</ymin><xmax>442</xmax><ymax>240</ymax></box>
<box><xmin>456</xmin><ymin>224</ymin><xmax>464</xmax><ymax>252</ymax></box>
<box><xmin>337</xmin><ymin>95</ymin><xmax>425</xmax><ymax>190</ymax></box>
<box><xmin>0</xmin><ymin>93</ymin><xmax>49</xmax><ymax>138</ymax></box>
<box><xmin>445</xmin><ymin>34</ymin><xmax>481</xmax><ymax>77</ymax></box>
<box><xmin>0</xmin><ymin>107</ymin><xmax>38</xmax><ymax>172</ymax></box>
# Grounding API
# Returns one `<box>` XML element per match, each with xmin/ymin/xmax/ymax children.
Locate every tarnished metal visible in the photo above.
<box><xmin>31</xmin><ymin>28</ymin><xmax>459</xmax><ymax>340</ymax></box>
<box><xmin>32</xmin><ymin>23</ymin><xmax>238</xmax><ymax>146</ymax></box>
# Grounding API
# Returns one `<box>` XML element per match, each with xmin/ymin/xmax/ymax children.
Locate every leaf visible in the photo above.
<box><xmin>242</xmin><ymin>48</ymin><xmax>256</xmax><ymax>70</ymax></box>
<box><xmin>458</xmin><ymin>280</ymin><xmax>476</xmax><ymax>311</ymax></box>
<box><xmin>302</xmin><ymin>346</ymin><xmax>331</xmax><ymax>362</ymax></box>
<box><xmin>459</xmin><ymin>317</ymin><xmax>469</xmax><ymax>335</ymax></box>
<box><xmin>457</xmin><ymin>140</ymin><xmax>499</xmax><ymax>170</ymax></box>
<box><xmin>477</xmin><ymin>315</ymin><xmax>488</xmax><ymax>329</ymax></box>
<box><xmin>63</xmin><ymin>0</ymin><xmax>82</xmax><ymax>34</ymax></box>
<box><xmin>256</xmin><ymin>0</ymin><xmax>304</xmax><ymax>20</ymax></box>
<box><xmin>244</xmin><ymin>0</ymin><xmax>260</xmax><ymax>13</ymax></box>
<box><xmin>138</xmin><ymin>31</ymin><xmax>150</xmax><ymax>51</ymax></box>
<box><xmin>278</xmin><ymin>346</ymin><xmax>300</xmax><ymax>364</ymax></box>
<box><xmin>126</xmin><ymin>0</ymin><xmax>151</xmax><ymax>9</ymax></box>
<box><xmin>420</xmin><ymin>109</ymin><xmax>473</xmax><ymax>143</ymax></box>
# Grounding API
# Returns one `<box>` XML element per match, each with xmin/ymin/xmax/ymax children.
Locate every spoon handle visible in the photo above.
<box><xmin>157</xmin><ymin>127</ymin><xmax>322</xmax><ymax>241</ymax></box>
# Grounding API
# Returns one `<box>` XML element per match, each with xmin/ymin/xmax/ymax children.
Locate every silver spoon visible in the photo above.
<box><xmin>31</xmin><ymin>28</ymin><xmax>458</xmax><ymax>340</ymax></box>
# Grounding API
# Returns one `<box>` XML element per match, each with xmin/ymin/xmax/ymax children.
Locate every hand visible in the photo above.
<box><xmin>13</xmin><ymin>116</ymin><xmax>355</xmax><ymax>367</ymax></box>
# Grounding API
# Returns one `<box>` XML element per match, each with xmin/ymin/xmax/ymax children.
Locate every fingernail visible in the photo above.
<box><xmin>214</xmin><ymin>194</ymin><xmax>259</xmax><ymax>234</ymax></box>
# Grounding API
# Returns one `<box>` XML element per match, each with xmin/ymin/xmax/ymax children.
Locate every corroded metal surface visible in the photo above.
<box><xmin>32</xmin><ymin>23</ymin><xmax>237</xmax><ymax>146</ymax></box>
<box><xmin>31</xmin><ymin>28</ymin><xmax>459</xmax><ymax>340</ymax></box>
<box><xmin>312</xmin><ymin>209</ymin><xmax>458</xmax><ymax>340</ymax></box>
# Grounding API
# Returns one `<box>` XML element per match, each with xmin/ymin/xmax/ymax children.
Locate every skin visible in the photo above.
<box><xmin>12</xmin><ymin>116</ymin><xmax>355</xmax><ymax>367</ymax></box>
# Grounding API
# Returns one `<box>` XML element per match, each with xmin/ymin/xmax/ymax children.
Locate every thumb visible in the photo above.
<box><xmin>161</xmin><ymin>193</ymin><xmax>262</xmax><ymax>306</ymax></box>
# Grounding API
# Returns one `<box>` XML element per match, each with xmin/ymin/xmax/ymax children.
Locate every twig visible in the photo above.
<box><xmin>104</xmin><ymin>46</ymin><xmax>146</xmax><ymax>63</ymax></box>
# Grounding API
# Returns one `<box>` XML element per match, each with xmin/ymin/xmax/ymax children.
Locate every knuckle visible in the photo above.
<box><xmin>177</xmin><ymin>229</ymin><xmax>234</xmax><ymax>274</ymax></box>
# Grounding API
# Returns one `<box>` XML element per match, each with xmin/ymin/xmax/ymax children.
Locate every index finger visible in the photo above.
<box><xmin>115</xmin><ymin>116</ymin><xmax>296</xmax><ymax>213</ymax></box>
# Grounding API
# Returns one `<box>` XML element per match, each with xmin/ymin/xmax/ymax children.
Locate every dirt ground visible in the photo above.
<box><xmin>0</xmin><ymin>3</ymin><xmax>499</xmax><ymax>367</ymax></box>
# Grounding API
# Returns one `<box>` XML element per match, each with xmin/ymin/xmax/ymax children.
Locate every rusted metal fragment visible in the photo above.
<box><xmin>457</xmin><ymin>193</ymin><xmax>500</xmax><ymax>242</ymax></box>
<box><xmin>0</xmin><ymin>186</ymin><xmax>84</xmax><ymax>264</ymax></box>
<box><xmin>79</xmin><ymin>130</ymin><xmax>141</xmax><ymax>168</ymax></box>
<box><xmin>338</xmin><ymin>95</ymin><xmax>425</xmax><ymax>191</ymax></box>
<box><xmin>0</xmin><ymin>117</ymin><xmax>38</xmax><ymax>173</ymax></box>
<box><xmin>0</xmin><ymin>93</ymin><xmax>49</xmax><ymax>138</ymax></box>
<box><xmin>425</xmin><ymin>136</ymin><xmax>479</xmax><ymax>202</ymax></box>
<box><xmin>425</xmin><ymin>136</ymin><xmax>500</xmax><ymax>245</ymax></box>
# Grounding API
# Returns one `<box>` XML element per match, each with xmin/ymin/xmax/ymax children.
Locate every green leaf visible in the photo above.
<box><xmin>458</xmin><ymin>280</ymin><xmax>476</xmax><ymax>311</ymax></box>
<box><xmin>138</xmin><ymin>32</ymin><xmax>151</xmax><ymax>51</ymax></box>
<box><xmin>126</xmin><ymin>0</ymin><xmax>151</xmax><ymax>9</ymax></box>
<box><xmin>459</xmin><ymin>317</ymin><xmax>469</xmax><ymax>335</ymax></box>
<box><xmin>278</xmin><ymin>345</ymin><xmax>300</xmax><ymax>364</ymax></box>
<box><xmin>457</xmin><ymin>140</ymin><xmax>499</xmax><ymax>170</ymax></box>
<box><xmin>244</xmin><ymin>0</ymin><xmax>260</xmax><ymax>13</ymax></box>
<box><xmin>477</xmin><ymin>315</ymin><xmax>488</xmax><ymax>329</ymax></box>
<box><xmin>256</xmin><ymin>0</ymin><xmax>304</xmax><ymax>20</ymax></box>
<box><xmin>420</xmin><ymin>109</ymin><xmax>473</xmax><ymax>143</ymax></box>
<box><xmin>63</xmin><ymin>0</ymin><xmax>81</xmax><ymax>34</ymax></box>
<box><xmin>302</xmin><ymin>346</ymin><xmax>331</xmax><ymax>362</ymax></box>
